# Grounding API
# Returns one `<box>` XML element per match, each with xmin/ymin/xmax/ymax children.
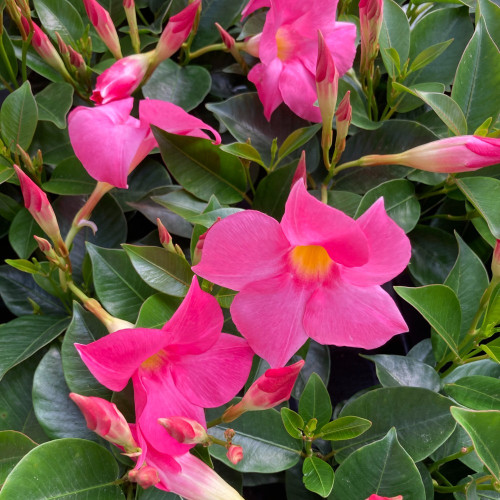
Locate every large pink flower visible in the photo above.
<box><xmin>75</xmin><ymin>278</ymin><xmax>254</xmax><ymax>457</ymax></box>
<box><xmin>245</xmin><ymin>0</ymin><xmax>356</xmax><ymax>121</ymax></box>
<box><xmin>193</xmin><ymin>182</ymin><xmax>411</xmax><ymax>367</ymax></box>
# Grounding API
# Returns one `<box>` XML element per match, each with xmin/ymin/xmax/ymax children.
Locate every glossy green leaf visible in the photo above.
<box><xmin>142</xmin><ymin>60</ymin><xmax>211</xmax><ymax>111</ymax></box>
<box><xmin>0</xmin><ymin>438</ymin><xmax>125</xmax><ymax>499</ymax></box>
<box><xmin>135</xmin><ymin>293</ymin><xmax>182</xmax><ymax>328</ymax></box>
<box><xmin>153</xmin><ymin>128</ymin><xmax>248</xmax><ymax>204</ymax></box>
<box><xmin>292</xmin><ymin>341</ymin><xmax>331</xmax><ymax>399</ymax></box>
<box><xmin>445</xmin><ymin>376</ymin><xmax>500</xmax><ymax>410</ymax></box>
<box><xmin>330</xmin><ymin>428</ymin><xmax>426</xmax><ymax>500</ymax></box>
<box><xmin>187</xmin><ymin>208</ymin><xmax>243</xmax><ymax>227</ymax></box>
<box><xmin>87</xmin><ymin>244</ymin><xmax>154</xmax><ymax>323</ymax></box>
<box><xmin>153</xmin><ymin>189</ymin><xmax>207</xmax><ymax>221</ymax></box>
<box><xmin>0</xmin><ymin>315</ymin><xmax>69</xmax><ymax>380</ymax></box>
<box><xmin>483</xmin><ymin>345</ymin><xmax>500</xmax><ymax>364</ymax></box>
<box><xmin>220</xmin><ymin>143</ymin><xmax>265</xmax><ymax>166</ymax></box>
<box><xmin>443</xmin><ymin>359</ymin><xmax>500</xmax><ymax>384</ymax></box>
<box><xmin>30</xmin><ymin>121</ymin><xmax>72</xmax><ymax>165</ymax></box>
<box><xmin>456</xmin><ymin>177</ymin><xmax>500</xmax><ymax>238</ymax></box>
<box><xmin>33</xmin><ymin>0</ymin><xmax>85</xmax><ymax>44</ymax></box>
<box><xmin>123</xmin><ymin>244</ymin><xmax>193</xmax><ymax>297</ymax></box>
<box><xmin>43</xmin><ymin>157</ymin><xmax>96</xmax><ymax>195</ymax></box>
<box><xmin>451</xmin><ymin>19</ymin><xmax>500</xmax><ymax>132</ymax></box>
<box><xmin>281</xmin><ymin>408</ymin><xmax>304</xmax><ymax>439</ymax></box>
<box><xmin>337</xmin><ymin>79</ymin><xmax>380</xmax><ymax>131</ymax></box>
<box><xmin>0</xmin><ymin>431</ymin><xmax>37</xmax><ymax>486</ymax></box>
<box><xmin>34</xmin><ymin>82</ymin><xmax>74</xmax><ymax>129</ymax></box>
<box><xmin>302</xmin><ymin>456</ymin><xmax>334</xmax><ymax>497</ymax></box>
<box><xmin>286</xmin><ymin>462</ymin><xmax>319</xmax><ymax>500</ymax></box>
<box><xmin>334</xmin><ymin>387</ymin><xmax>456</xmax><ymax>462</ymax></box>
<box><xmin>317</xmin><ymin>416</ymin><xmax>372</xmax><ymax>441</ymax></box>
<box><xmin>355</xmin><ymin>179</ymin><xmax>420</xmax><ymax>233</ymax></box>
<box><xmin>8</xmin><ymin>208</ymin><xmax>45</xmax><ymax>259</ymax></box>
<box><xmin>410</xmin><ymin>39</ymin><xmax>454</xmax><ymax>73</ymax></box>
<box><xmin>61</xmin><ymin>303</ymin><xmax>111</xmax><ymax>399</ymax></box>
<box><xmin>299</xmin><ymin>373</ymin><xmax>332</xmax><ymax>429</ymax></box>
<box><xmin>277</xmin><ymin>124</ymin><xmax>322</xmax><ymax>163</ymax></box>
<box><xmin>363</xmin><ymin>354</ymin><xmax>442</xmax><ymax>391</ymax></box>
<box><xmin>32</xmin><ymin>347</ymin><xmax>96</xmax><ymax>440</ymax></box>
<box><xmin>479</xmin><ymin>0</ymin><xmax>500</xmax><ymax>48</ymax></box>
<box><xmin>451</xmin><ymin>407</ymin><xmax>500</xmax><ymax>480</ymax></box>
<box><xmin>390</xmin><ymin>81</ymin><xmax>446</xmax><ymax>114</ymax></box>
<box><xmin>0</xmin><ymin>30</ymin><xmax>18</xmax><ymax>85</ymax></box>
<box><xmin>0</xmin><ymin>81</ymin><xmax>38</xmax><ymax>152</ymax></box>
<box><xmin>4</xmin><ymin>259</ymin><xmax>39</xmax><ymax>275</ymax></box>
<box><xmin>0</xmin><ymin>193</ymin><xmax>20</xmax><ymax>222</ymax></box>
<box><xmin>407</xmin><ymin>339</ymin><xmax>435</xmax><ymax>366</ymax></box>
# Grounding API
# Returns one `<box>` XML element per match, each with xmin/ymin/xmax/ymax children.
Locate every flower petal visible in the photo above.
<box><xmin>323</xmin><ymin>22</ymin><xmax>357</xmax><ymax>76</ymax></box>
<box><xmin>241</xmin><ymin>0</ymin><xmax>270</xmax><ymax>17</ymax></box>
<box><xmin>193</xmin><ymin>210</ymin><xmax>290</xmax><ymax>291</ymax></box>
<box><xmin>281</xmin><ymin>182</ymin><xmax>369</xmax><ymax>267</ymax></box>
<box><xmin>231</xmin><ymin>274</ymin><xmax>310</xmax><ymax>367</ymax></box>
<box><xmin>342</xmin><ymin>198</ymin><xmax>411</xmax><ymax>286</ymax></box>
<box><xmin>303</xmin><ymin>281</ymin><xmax>408</xmax><ymax>349</ymax></box>
<box><xmin>248</xmin><ymin>59</ymin><xmax>284</xmax><ymax>120</ymax></box>
<box><xmin>171</xmin><ymin>334</ymin><xmax>254</xmax><ymax>407</ymax></box>
<box><xmin>75</xmin><ymin>328</ymin><xmax>168</xmax><ymax>392</ymax></box>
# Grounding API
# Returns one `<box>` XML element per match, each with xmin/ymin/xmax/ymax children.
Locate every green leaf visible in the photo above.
<box><xmin>443</xmin><ymin>359</ymin><xmax>500</xmax><ymax>384</ymax></box>
<box><xmin>0</xmin><ymin>164</ymin><xmax>15</xmax><ymax>186</ymax></box>
<box><xmin>480</xmin><ymin>283</ymin><xmax>500</xmax><ymax>339</ymax></box>
<box><xmin>298</xmin><ymin>373</ymin><xmax>332</xmax><ymax>429</ymax></box>
<box><xmin>451</xmin><ymin>407</ymin><xmax>500</xmax><ymax>480</ymax></box>
<box><xmin>292</xmin><ymin>341</ymin><xmax>331</xmax><ymax>399</ymax></box>
<box><xmin>33</xmin><ymin>0</ymin><xmax>85</xmax><ymax>45</ymax></box>
<box><xmin>277</xmin><ymin>124</ymin><xmax>322</xmax><ymax>163</ymax></box>
<box><xmin>153</xmin><ymin>128</ymin><xmax>248</xmax><ymax>204</ymax></box>
<box><xmin>286</xmin><ymin>463</ymin><xmax>320</xmax><ymax>500</ymax></box>
<box><xmin>330</xmin><ymin>428</ymin><xmax>426</xmax><ymax>500</ymax></box>
<box><xmin>0</xmin><ymin>438</ymin><xmax>125</xmax><ymax>499</ymax></box>
<box><xmin>410</xmin><ymin>39</ymin><xmax>454</xmax><ymax>73</ymax></box>
<box><xmin>32</xmin><ymin>347</ymin><xmax>96</xmax><ymax>440</ymax></box>
<box><xmin>87</xmin><ymin>243</ymin><xmax>155</xmax><ymax>323</ymax></box>
<box><xmin>43</xmin><ymin>157</ymin><xmax>96</xmax><ymax>195</ymax></box>
<box><xmin>355</xmin><ymin>179</ymin><xmax>420</xmax><ymax>233</ymax></box>
<box><xmin>390</xmin><ymin>81</ymin><xmax>446</xmax><ymax>114</ymax></box>
<box><xmin>123</xmin><ymin>244</ymin><xmax>193</xmax><ymax>297</ymax></box>
<box><xmin>483</xmin><ymin>345</ymin><xmax>500</xmax><ymax>364</ymax></box>
<box><xmin>220</xmin><ymin>143</ymin><xmax>264</xmax><ymax>166</ymax></box>
<box><xmin>363</xmin><ymin>354</ymin><xmax>442</xmax><ymax>391</ymax></box>
<box><xmin>142</xmin><ymin>59</ymin><xmax>211</xmax><ymax>111</ymax></box>
<box><xmin>395</xmin><ymin>285</ymin><xmax>461</xmax><ymax>359</ymax></box>
<box><xmin>0</xmin><ymin>30</ymin><xmax>18</xmax><ymax>85</ymax></box>
<box><xmin>317</xmin><ymin>416</ymin><xmax>372</xmax><ymax>441</ymax></box>
<box><xmin>61</xmin><ymin>303</ymin><xmax>111</xmax><ymax>399</ymax></box>
<box><xmin>207</xmin><ymin>403</ymin><xmax>302</xmax><ymax>472</ymax></box>
<box><xmin>334</xmin><ymin>387</ymin><xmax>456</xmax><ymax>462</ymax></box>
<box><xmin>478</xmin><ymin>0</ymin><xmax>500</xmax><ymax>48</ymax></box>
<box><xmin>0</xmin><ymin>193</ymin><xmax>21</xmax><ymax>221</ymax></box>
<box><xmin>302</xmin><ymin>456</ymin><xmax>334</xmax><ymax>497</ymax></box>
<box><xmin>445</xmin><ymin>376</ymin><xmax>500</xmax><ymax>410</ymax></box>
<box><xmin>153</xmin><ymin>189</ymin><xmax>207</xmax><ymax>221</ymax></box>
<box><xmin>34</xmin><ymin>82</ymin><xmax>74</xmax><ymax>129</ymax></box>
<box><xmin>456</xmin><ymin>177</ymin><xmax>500</xmax><ymax>238</ymax></box>
<box><xmin>451</xmin><ymin>19</ymin><xmax>500</xmax><ymax>132</ymax></box>
<box><xmin>8</xmin><ymin>208</ymin><xmax>45</xmax><ymax>259</ymax></box>
<box><xmin>0</xmin><ymin>431</ymin><xmax>36</xmax><ymax>486</ymax></box>
<box><xmin>135</xmin><ymin>293</ymin><xmax>182</xmax><ymax>328</ymax></box>
<box><xmin>0</xmin><ymin>315</ymin><xmax>69</xmax><ymax>380</ymax></box>
<box><xmin>281</xmin><ymin>408</ymin><xmax>304</xmax><ymax>439</ymax></box>
<box><xmin>187</xmin><ymin>208</ymin><xmax>243</xmax><ymax>227</ymax></box>
<box><xmin>4</xmin><ymin>259</ymin><xmax>39</xmax><ymax>275</ymax></box>
<box><xmin>0</xmin><ymin>81</ymin><xmax>38</xmax><ymax>152</ymax></box>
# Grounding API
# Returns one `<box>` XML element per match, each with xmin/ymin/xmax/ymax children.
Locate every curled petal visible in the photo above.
<box><xmin>248</xmin><ymin>60</ymin><xmax>284</xmax><ymax>120</ymax></box>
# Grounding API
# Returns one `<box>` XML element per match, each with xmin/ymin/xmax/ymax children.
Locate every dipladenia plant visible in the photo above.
<box><xmin>0</xmin><ymin>0</ymin><xmax>499</xmax><ymax>499</ymax></box>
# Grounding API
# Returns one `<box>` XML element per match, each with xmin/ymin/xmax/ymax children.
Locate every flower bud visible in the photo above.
<box><xmin>158</xmin><ymin>416</ymin><xmax>209</xmax><ymax>445</ymax></box>
<box><xmin>226</xmin><ymin>445</ymin><xmax>244</xmax><ymax>465</ymax></box>
<box><xmin>492</xmin><ymin>240</ymin><xmax>500</xmax><ymax>281</ymax></box>
<box><xmin>83</xmin><ymin>0</ymin><xmax>122</xmax><ymax>59</ymax></box>
<box><xmin>69</xmin><ymin>393</ymin><xmax>140</xmax><ymax>452</ymax></box>
<box><xmin>332</xmin><ymin>91</ymin><xmax>352</xmax><ymax>164</ymax></box>
<box><xmin>129</xmin><ymin>466</ymin><xmax>160</xmax><ymax>489</ymax></box>
<box><xmin>157</xmin><ymin>218</ymin><xmax>176</xmax><ymax>253</ymax></box>
<box><xmin>292</xmin><ymin>151</ymin><xmax>307</xmax><ymax>188</ymax></box>
<box><xmin>359</xmin><ymin>0</ymin><xmax>383</xmax><ymax>75</ymax></box>
<box><xmin>222</xmin><ymin>360</ymin><xmax>305</xmax><ymax>422</ymax></box>
<box><xmin>366</xmin><ymin>495</ymin><xmax>403</xmax><ymax>500</ymax></box>
<box><xmin>123</xmin><ymin>0</ymin><xmax>140</xmax><ymax>54</ymax></box>
<box><xmin>192</xmin><ymin>217</ymin><xmax>221</xmax><ymax>266</ymax></box>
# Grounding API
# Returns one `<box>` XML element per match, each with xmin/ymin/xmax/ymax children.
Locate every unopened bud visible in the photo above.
<box><xmin>34</xmin><ymin>235</ymin><xmax>52</xmax><ymax>253</ymax></box>
<box><xmin>492</xmin><ymin>240</ymin><xmax>500</xmax><ymax>280</ymax></box>
<box><xmin>216</xmin><ymin>22</ymin><xmax>235</xmax><ymax>50</ymax></box>
<box><xmin>128</xmin><ymin>466</ymin><xmax>159</xmax><ymax>489</ymax></box>
<box><xmin>158</xmin><ymin>416</ymin><xmax>209</xmax><ymax>445</ymax></box>
<box><xmin>157</xmin><ymin>218</ymin><xmax>172</xmax><ymax>247</ymax></box>
<box><xmin>55</xmin><ymin>32</ymin><xmax>69</xmax><ymax>56</ymax></box>
<box><xmin>292</xmin><ymin>151</ymin><xmax>307</xmax><ymax>188</ymax></box>
<box><xmin>224</xmin><ymin>428</ymin><xmax>236</xmax><ymax>441</ymax></box>
<box><xmin>359</xmin><ymin>0</ymin><xmax>384</xmax><ymax>76</ymax></box>
<box><xmin>226</xmin><ymin>445</ymin><xmax>243</xmax><ymax>465</ymax></box>
<box><xmin>192</xmin><ymin>217</ymin><xmax>221</xmax><ymax>266</ymax></box>
<box><xmin>241</xmin><ymin>33</ymin><xmax>261</xmax><ymax>58</ymax></box>
<box><xmin>332</xmin><ymin>91</ymin><xmax>352</xmax><ymax>164</ymax></box>
<box><xmin>83</xmin><ymin>0</ymin><xmax>122</xmax><ymax>59</ymax></box>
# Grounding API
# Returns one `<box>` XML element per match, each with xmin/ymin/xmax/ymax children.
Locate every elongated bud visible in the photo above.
<box><xmin>215</xmin><ymin>22</ymin><xmax>248</xmax><ymax>71</ymax></box>
<box><xmin>152</xmin><ymin>0</ymin><xmax>200</xmax><ymax>66</ymax></box>
<box><xmin>69</xmin><ymin>393</ymin><xmax>140</xmax><ymax>453</ymax></box>
<box><xmin>358</xmin><ymin>136</ymin><xmax>500</xmax><ymax>173</ymax></box>
<box><xmin>158</xmin><ymin>416</ymin><xmax>209</xmax><ymax>445</ymax></box>
<box><xmin>157</xmin><ymin>218</ymin><xmax>176</xmax><ymax>252</ymax></box>
<box><xmin>226</xmin><ymin>445</ymin><xmax>243</xmax><ymax>465</ymax></box>
<box><xmin>359</xmin><ymin>0</ymin><xmax>383</xmax><ymax>75</ymax></box>
<box><xmin>55</xmin><ymin>32</ymin><xmax>69</xmax><ymax>56</ymax></box>
<box><xmin>68</xmin><ymin>47</ymin><xmax>88</xmax><ymax>80</ymax></box>
<box><xmin>492</xmin><ymin>240</ymin><xmax>500</xmax><ymax>281</ymax></box>
<box><xmin>192</xmin><ymin>217</ymin><xmax>221</xmax><ymax>266</ymax></box>
<box><xmin>34</xmin><ymin>235</ymin><xmax>51</xmax><ymax>253</ymax></box>
<box><xmin>83</xmin><ymin>0</ymin><xmax>122</xmax><ymax>59</ymax></box>
<box><xmin>292</xmin><ymin>151</ymin><xmax>307</xmax><ymax>188</ymax></box>
<box><xmin>123</xmin><ymin>0</ymin><xmax>140</xmax><ymax>54</ymax></box>
<box><xmin>222</xmin><ymin>360</ymin><xmax>305</xmax><ymax>422</ymax></box>
<box><xmin>129</xmin><ymin>466</ymin><xmax>160</xmax><ymax>489</ymax></box>
<box><xmin>332</xmin><ymin>91</ymin><xmax>352</xmax><ymax>164</ymax></box>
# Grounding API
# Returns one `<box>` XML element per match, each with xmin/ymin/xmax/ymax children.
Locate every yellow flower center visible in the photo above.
<box><xmin>141</xmin><ymin>349</ymin><xmax>168</xmax><ymax>371</ymax></box>
<box><xmin>290</xmin><ymin>245</ymin><xmax>334</xmax><ymax>280</ymax></box>
<box><xmin>276</xmin><ymin>27</ymin><xmax>294</xmax><ymax>61</ymax></box>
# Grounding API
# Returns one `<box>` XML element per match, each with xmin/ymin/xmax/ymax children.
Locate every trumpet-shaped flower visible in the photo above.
<box><xmin>76</xmin><ymin>277</ymin><xmax>254</xmax><ymax>456</ymax></box>
<box><xmin>194</xmin><ymin>182</ymin><xmax>410</xmax><ymax>367</ymax></box>
<box><xmin>245</xmin><ymin>0</ymin><xmax>356</xmax><ymax>121</ymax></box>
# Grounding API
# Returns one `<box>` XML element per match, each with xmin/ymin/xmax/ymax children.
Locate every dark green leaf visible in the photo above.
<box><xmin>0</xmin><ymin>193</ymin><xmax>21</xmax><ymax>221</ymax></box>
<box><xmin>43</xmin><ymin>157</ymin><xmax>96</xmax><ymax>195</ymax></box>
<box><xmin>281</xmin><ymin>408</ymin><xmax>304</xmax><ymax>439</ymax></box>
<box><xmin>33</xmin><ymin>0</ymin><xmax>85</xmax><ymax>44</ymax></box>
<box><xmin>153</xmin><ymin>189</ymin><xmax>207</xmax><ymax>220</ymax></box>
<box><xmin>286</xmin><ymin>462</ymin><xmax>320</xmax><ymax>500</ymax></box>
<box><xmin>445</xmin><ymin>376</ymin><xmax>500</xmax><ymax>410</ymax></box>
<box><xmin>0</xmin><ymin>30</ymin><xmax>18</xmax><ymax>84</ymax></box>
<box><xmin>220</xmin><ymin>143</ymin><xmax>265</xmax><ymax>166</ymax></box>
<box><xmin>0</xmin><ymin>431</ymin><xmax>37</xmax><ymax>486</ymax></box>
<box><xmin>292</xmin><ymin>341</ymin><xmax>331</xmax><ymax>399</ymax></box>
<box><xmin>135</xmin><ymin>293</ymin><xmax>182</xmax><ymax>328</ymax></box>
<box><xmin>478</xmin><ymin>0</ymin><xmax>500</xmax><ymax>48</ymax></box>
<box><xmin>318</xmin><ymin>416</ymin><xmax>372</xmax><ymax>441</ymax></box>
<box><xmin>410</xmin><ymin>39</ymin><xmax>454</xmax><ymax>73</ymax></box>
<box><xmin>302</xmin><ymin>456</ymin><xmax>334</xmax><ymax>497</ymax></box>
<box><xmin>34</xmin><ymin>82</ymin><xmax>74</xmax><ymax>129</ymax></box>
<box><xmin>8</xmin><ymin>208</ymin><xmax>45</xmax><ymax>259</ymax></box>
<box><xmin>443</xmin><ymin>359</ymin><xmax>500</xmax><ymax>384</ymax></box>
<box><xmin>299</xmin><ymin>373</ymin><xmax>332</xmax><ymax>429</ymax></box>
<box><xmin>187</xmin><ymin>208</ymin><xmax>243</xmax><ymax>227</ymax></box>
<box><xmin>277</xmin><ymin>124</ymin><xmax>322</xmax><ymax>163</ymax></box>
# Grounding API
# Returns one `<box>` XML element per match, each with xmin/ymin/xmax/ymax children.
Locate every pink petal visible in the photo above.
<box><xmin>248</xmin><ymin>59</ymin><xmax>284</xmax><ymax>120</ymax></box>
<box><xmin>241</xmin><ymin>0</ymin><xmax>270</xmax><ymax>17</ymax></box>
<box><xmin>323</xmin><ymin>22</ymin><xmax>357</xmax><ymax>76</ymax></box>
<box><xmin>193</xmin><ymin>210</ymin><xmax>290</xmax><ymax>291</ymax></box>
<box><xmin>139</xmin><ymin>99</ymin><xmax>221</xmax><ymax>144</ymax></box>
<box><xmin>341</xmin><ymin>198</ymin><xmax>411</xmax><ymax>286</ymax></box>
<box><xmin>171</xmin><ymin>334</ymin><xmax>254</xmax><ymax>407</ymax></box>
<box><xmin>303</xmin><ymin>281</ymin><xmax>408</xmax><ymax>349</ymax></box>
<box><xmin>75</xmin><ymin>328</ymin><xmax>168</xmax><ymax>391</ymax></box>
<box><xmin>231</xmin><ymin>274</ymin><xmax>310</xmax><ymax>367</ymax></box>
<box><xmin>281</xmin><ymin>182</ymin><xmax>369</xmax><ymax>267</ymax></box>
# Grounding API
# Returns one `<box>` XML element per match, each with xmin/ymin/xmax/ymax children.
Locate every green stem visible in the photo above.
<box><xmin>208</xmin><ymin>435</ymin><xmax>228</xmax><ymax>448</ymax></box>
<box><xmin>0</xmin><ymin>35</ymin><xmax>19</xmax><ymax>88</ymax></box>
<box><xmin>188</xmin><ymin>41</ymin><xmax>246</xmax><ymax>60</ymax></box>
<box><xmin>207</xmin><ymin>416</ymin><xmax>223</xmax><ymax>428</ymax></box>
<box><xmin>428</xmin><ymin>446</ymin><xmax>473</xmax><ymax>472</ymax></box>
<box><xmin>21</xmin><ymin>31</ymin><xmax>33</xmax><ymax>83</ymax></box>
<box><xmin>304</xmin><ymin>438</ymin><xmax>313</xmax><ymax>457</ymax></box>
<box><xmin>417</xmin><ymin>187</ymin><xmax>456</xmax><ymax>200</ymax></box>
<box><xmin>0</xmin><ymin>74</ymin><xmax>14</xmax><ymax>92</ymax></box>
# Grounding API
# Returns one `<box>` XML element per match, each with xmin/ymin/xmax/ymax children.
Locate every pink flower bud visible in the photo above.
<box><xmin>360</xmin><ymin>136</ymin><xmax>500</xmax><ymax>173</ymax></box>
<box><xmin>34</xmin><ymin>235</ymin><xmax>52</xmax><ymax>253</ymax></box>
<box><xmin>68</xmin><ymin>47</ymin><xmax>85</xmax><ymax>69</ymax></box>
<box><xmin>83</xmin><ymin>0</ymin><xmax>122</xmax><ymax>59</ymax></box>
<box><xmin>14</xmin><ymin>165</ymin><xmax>62</xmax><ymax>242</ymax></box>
<box><xmin>333</xmin><ymin>91</ymin><xmax>352</xmax><ymax>162</ymax></box>
<box><xmin>55</xmin><ymin>32</ymin><xmax>69</xmax><ymax>56</ymax></box>
<box><xmin>129</xmin><ymin>466</ymin><xmax>160</xmax><ymax>489</ymax></box>
<box><xmin>158</xmin><ymin>416</ymin><xmax>209</xmax><ymax>445</ymax></box>
<box><xmin>157</xmin><ymin>218</ymin><xmax>172</xmax><ymax>246</ymax></box>
<box><xmin>223</xmin><ymin>360</ymin><xmax>305</xmax><ymax>422</ymax></box>
<box><xmin>91</xmin><ymin>53</ymin><xmax>152</xmax><ymax>104</ymax></box>
<box><xmin>215</xmin><ymin>22</ymin><xmax>235</xmax><ymax>50</ymax></box>
<box><xmin>192</xmin><ymin>218</ymin><xmax>221</xmax><ymax>266</ymax></box>
<box><xmin>292</xmin><ymin>151</ymin><xmax>307</xmax><ymax>188</ymax></box>
<box><xmin>70</xmin><ymin>393</ymin><xmax>139</xmax><ymax>452</ymax></box>
<box><xmin>359</xmin><ymin>0</ymin><xmax>383</xmax><ymax>73</ymax></box>
<box><xmin>123</xmin><ymin>0</ymin><xmax>135</xmax><ymax>8</ymax></box>
<box><xmin>226</xmin><ymin>445</ymin><xmax>244</xmax><ymax>465</ymax></box>
<box><xmin>366</xmin><ymin>495</ymin><xmax>403</xmax><ymax>500</ymax></box>
<box><xmin>152</xmin><ymin>0</ymin><xmax>200</xmax><ymax>65</ymax></box>
<box><xmin>492</xmin><ymin>240</ymin><xmax>500</xmax><ymax>280</ymax></box>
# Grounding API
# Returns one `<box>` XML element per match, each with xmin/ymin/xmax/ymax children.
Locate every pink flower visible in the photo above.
<box><xmin>366</xmin><ymin>495</ymin><xmax>403</xmax><ymax>500</ymax></box>
<box><xmin>91</xmin><ymin>54</ymin><xmax>152</xmax><ymax>104</ymax></box>
<box><xmin>223</xmin><ymin>360</ymin><xmax>304</xmax><ymax>421</ymax></box>
<box><xmin>158</xmin><ymin>417</ymin><xmax>209</xmax><ymax>445</ymax></box>
<box><xmin>68</xmin><ymin>98</ymin><xmax>220</xmax><ymax>188</ymax></box>
<box><xmin>292</xmin><ymin>151</ymin><xmax>307</xmax><ymax>187</ymax></box>
<box><xmin>242</xmin><ymin>0</ymin><xmax>270</xmax><ymax>18</ymax></box>
<box><xmin>75</xmin><ymin>277</ymin><xmax>254</xmax><ymax>457</ymax></box>
<box><xmin>492</xmin><ymin>240</ymin><xmax>500</xmax><ymax>279</ymax></box>
<box><xmin>128</xmin><ymin>465</ymin><xmax>160</xmax><ymax>489</ymax></box>
<box><xmin>194</xmin><ymin>182</ymin><xmax>410</xmax><ymax>367</ymax></box>
<box><xmin>83</xmin><ymin>0</ymin><xmax>122</xmax><ymax>59</ymax></box>
<box><xmin>245</xmin><ymin>0</ymin><xmax>356</xmax><ymax>121</ymax></box>
<box><xmin>226</xmin><ymin>445</ymin><xmax>244</xmax><ymax>465</ymax></box>
<box><xmin>359</xmin><ymin>136</ymin><xmax>500</xmax><ymax>173</ymax></box>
